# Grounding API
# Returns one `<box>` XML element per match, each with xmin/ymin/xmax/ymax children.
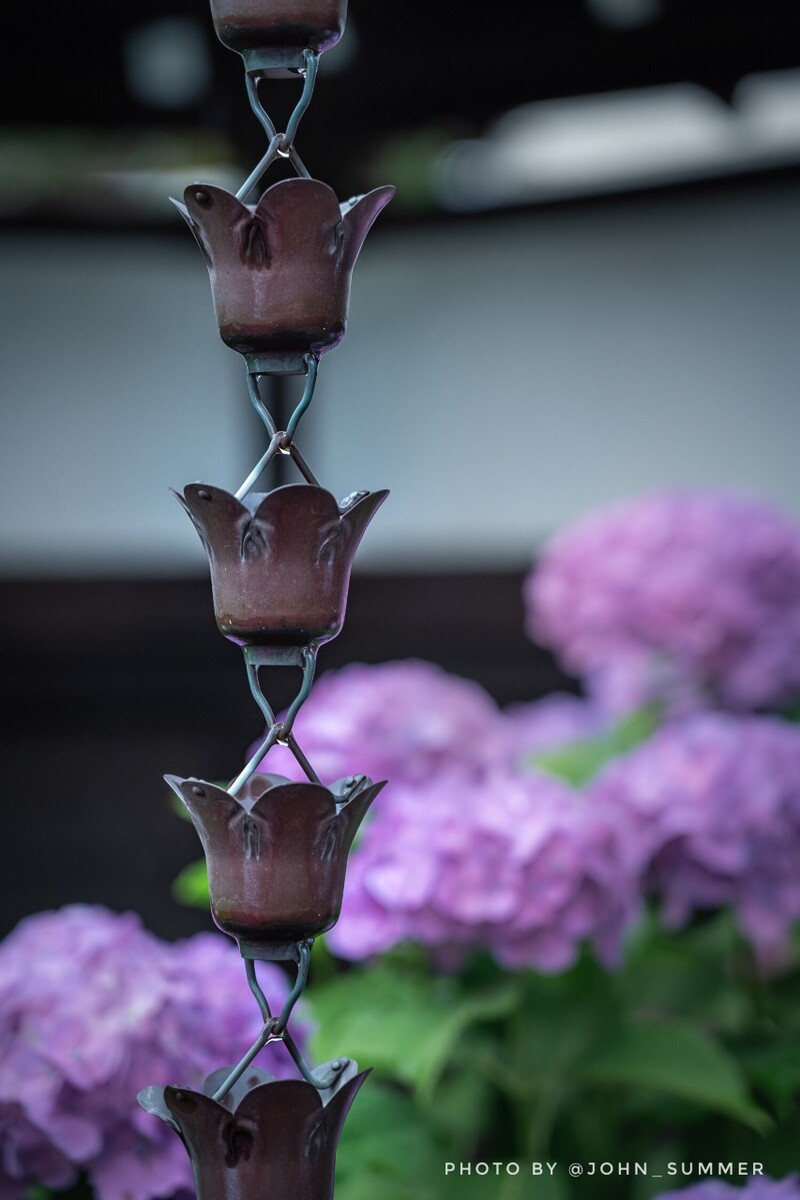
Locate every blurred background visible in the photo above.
<box><xmin>2</xmin><ymin>0</ymin><xmax>800</xmax><ymax>938</ymax></box>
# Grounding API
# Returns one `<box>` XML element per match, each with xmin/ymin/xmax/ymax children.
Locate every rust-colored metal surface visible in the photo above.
<box><xmin>166</xmin><ymin>773</ymin><xmax>384</xmax><ymax>958</ymax></box>
<box><xmin>140</xmin><ymin>1064</ymin><xmax>368</xmax><ymax>1200</ymax></box>
<box><xmin>174</xmin><ymin>179</ymin><xmax>394</xmax><ymax>370</ymax></box>
<box><xmin>175</xmin><ymin>484</ymin><xmax>388</xmax><ymax>647</ymax></box>
<box><xmin>210</xmin><ymin>0</ymin><xmax>347</xmax><ymax>71</ymax></box>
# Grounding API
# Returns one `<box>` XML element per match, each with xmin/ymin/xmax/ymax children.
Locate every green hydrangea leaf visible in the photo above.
<box><xmin>172</xmin><ymin>858</ymin><xmax>209</xmax><ymax>908</ymax></box>
<box><xmin>310</xmin><ymin>963</ymin><xmax>520</xmax><ymax>1099</ymax></box>
<box><xmin>577</xmin><ymin>1018</ymin><xmax>770</xmax><ymax>1131</ymax></box>
<box><xmin>528</xmin><ymin>705</ymin><xmax>660</xmax><ymax>788</ymax></box>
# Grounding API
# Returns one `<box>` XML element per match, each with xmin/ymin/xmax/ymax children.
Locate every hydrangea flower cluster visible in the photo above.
<box><xmin>237</xmin><ymin>649</ymin><xmax>800</xmax><ymax>969</ymax></box>
<box><xmin>653</xmin><ymin>1177</ymin><xmax>800</xmax><ymax>1200</ymax></box>
<box><xmin>526</xmin><ymin>490</ymin><xmax>800</xmax><ymax>713</ymax></box>
<box><xmin>328</xmin><ymin>770</ymin><xmax>641</xmax><ymax>972</ymax></box>
<box><xmin>250</xmin><ymin>659</ymin><xmax>508</xmax><ymax>784</ymax></box>
<box><xmin>592</xmin><ymin>713</ymin><xmax>800</xmax><ymax>964</ymax></box>
<box><xmin>0</xmin><ymin>905</ymin><xmax>306</xmax><ymax>1200</ymax></box>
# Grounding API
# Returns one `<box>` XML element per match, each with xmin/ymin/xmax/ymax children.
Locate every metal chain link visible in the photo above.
<box><xmin>229</xmin><ymin>644</ymin><xmax>320</xmax><ymax>793</ymax></box>
<box><xmin>236</xmin><ymin>51</ymin><xmax>318</xmax><ymax>201</ymax></box>
<box><xmin>235</xmin><ymin>355</ymin><xmax>321</xmax><ymax>499</ymax></box>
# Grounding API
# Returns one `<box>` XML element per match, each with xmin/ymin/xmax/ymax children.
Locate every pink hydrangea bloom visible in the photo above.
<box><xmin>592</xmin><ymin>713</ymin><xmax>800</xmax><ymax>964</ymax></box>
<box><xmin>329</xmin><ymin>770</ymin><xmax>641</xmax><ymax>972</ymax></box>
<box><xmin>0</xmin><ymin>906</ymin><xmax>308</xmax><ymax>1200</ymax></box>
<box><xmin>247</xmin><ymin>659</ymin><xmax>507</xmax><ymax>784</ymax></box>
<box><xmin>526</xmin><ymin>490</ymin><xmax>800</xmax><ymax>713</ymax></box>
<box><xmin>653</xmin><ymin>1177</ymin><xmax>800</xmax><ymax>1200</ymax></box>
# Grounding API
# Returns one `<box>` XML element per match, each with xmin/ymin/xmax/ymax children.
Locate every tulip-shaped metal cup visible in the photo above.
<box><xmin>174</xmin><ymin>484</ymin><xmax>388</xmax><ymax>649</ymax></box>
<box><xmin>166</xmin><ymin>773</ymin><xmax>384</xmax><ymax>959</ymax></box>
<box><xmin>139</xmin><ymin>1062</ymin><xmax>367</xmax><ymax>1200</ymax></box>
<box><xmin>209</xmin><ymin>0</ymin><xmax>347</xmax><ymax>72</ymax></box>
<box><xmin>174</xmin><ymin>178</ymin><xmax>394</xmax><ymax>373</ymax></box>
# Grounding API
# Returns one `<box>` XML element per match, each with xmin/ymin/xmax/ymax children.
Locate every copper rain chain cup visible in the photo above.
<box><xmin>174</xmin><ymin>483</ymin><xmax>388</xmax><ymax>648</ymax></box>
<box><xmin>174</xmin><ymin>180</ymin><xmax>394</xmax><ymax>373</ymax></box>
<box><xmin>140</xmin><ymin>1064</ymin><xmax>368</xmax><ymax>1200</ymax></box>
<box><xmin>166</xmin><ymin>773</ymin><xmax>385</xmax><ymax>960</ymax></box>
<box><xmin>209</xmin><ymin>0</ymin><xmax>348</xmax><ymax>72</ymax></box>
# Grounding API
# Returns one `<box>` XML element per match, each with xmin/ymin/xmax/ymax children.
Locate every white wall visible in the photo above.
<box><xmin>2</xmin><ymin>178</ymin><xmax>799</xmax><ymax>575</ymax></box>
<box><xmin>310</xmin><ymin>178</ymin><xmax>800</xmax><ymax>567</ymax></box>
<box><xmin>0</xmin><ymin>235</ymin><xmax>244</xmax><ymax>574</ymax></box>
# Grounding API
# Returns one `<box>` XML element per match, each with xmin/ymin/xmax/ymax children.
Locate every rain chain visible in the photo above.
<box><xmin>138</xmin><ymin>2</ymin><xmax>393</xmax><ymax>1192</ymax></box>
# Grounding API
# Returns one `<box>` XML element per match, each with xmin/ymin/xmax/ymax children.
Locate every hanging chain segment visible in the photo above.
<box><xmin>168</xmin><ymin>5</ymin><xmax>391</xmax><ymax>1097</ymax></box>
<box><xmin>228</xmin><ymin>644</ymin><xmax>320</xmax><ymax>794</ymax></box>
<box><xmin>236</xmin><ymin>355</ymin><xmax>321</xmax><ymax>498</ymax></box>
<box><xmin>236</xmin><ymin>51</ymin><xmax>318</xmax><ymax>200</ymax></box>
<box><xmin>210</xmin><ymin>943</ymin><xmax>318</xmax><ymax>1104</ymax></box>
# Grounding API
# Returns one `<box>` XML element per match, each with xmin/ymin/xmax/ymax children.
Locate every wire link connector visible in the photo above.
<box><xmin>235</xmin><ymin>51</ymin><xmax>318</xmax><ymax>200</ymax></box>
<box><xmin>229</xmin><ymin>644</ymin><xmax>320</xmax><ymax>793</ymax></box>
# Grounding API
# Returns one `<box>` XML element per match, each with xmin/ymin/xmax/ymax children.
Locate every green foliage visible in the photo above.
<box><xmin>312</xmin><ymin>919</ymin><xmax>800</xmax><ymax>1200</ymax></box>
<box><xmin>335</xmin><ymin>1081</ymin><xmax>446</xmax><ymax>1200</ymax></box>
<box><xmin>27</xmin><ymin>1178</ymin><xmax>94</xmax><ymax>1200</ymax></box>
<box><xmin>311</xmin><ymin>958</ymin><xmax>520</xmax><ymax>1099</ymax></box>
<box><xmin>171</xmin><ymin>858</ymin><xmax>209</xmax><ymax>908</ymax></box>
<box><xmin>578</xmin><ymin>1019</ymin><xmax>768</xmax><ymax>1130</ymax></box>
<box><xmin>528</xmin><ymin>706</ymin><xmax>661</xmax><ymax>787</ymax></box>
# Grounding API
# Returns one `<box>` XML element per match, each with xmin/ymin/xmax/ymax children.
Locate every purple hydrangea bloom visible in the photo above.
<box><xmin>653</xmin><ymin>1176</ymin><xmax>800</xmax><ymax>1200</ymax></box>
<box><xmin>0</xmin><ymin>905</ymin><xmax>308</xmax><ymax>1200</ymax></box>
<box><xmin>526</xmin><ymin>490</ymin><xmax>800</xmax><ymax>713</ymax></box>
<box><xmin>247</xmin><ymin>659</ymin><xmax>507</xmax><ymax>784</ymax></box>
<box><xmin>328</xmin><ymin>770</ymin><xmax>641</xmax><ymax>972</ymax></box>
<box><xmin>592</xmin><ymin>713</ymin><xmax>800</xmax><ymax>964</ymax></box>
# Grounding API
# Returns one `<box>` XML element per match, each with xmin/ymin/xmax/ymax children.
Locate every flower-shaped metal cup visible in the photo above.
<box><xmin>174</xmin><ymin>483</ymin><xmax>388</xmax><ymax>648</ymax></box>
<box><xmin>174</xmin><ymin>178</ymin><xmax>394</xmax><ymax>372</ymax></box>
<box><xmin>210</xmin><ymin>0</ymin><xmax>347</xmax><ymax>72</ymax></box>
<box><xmin>139</xmin><ymin>1062</ymin><xmax>367</xmax><ymax>1200</ymax></box>
<box><xmin>166</xmin><ymin>773</ymin><xmax>385</xmax><ymax>959</ymax></box>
